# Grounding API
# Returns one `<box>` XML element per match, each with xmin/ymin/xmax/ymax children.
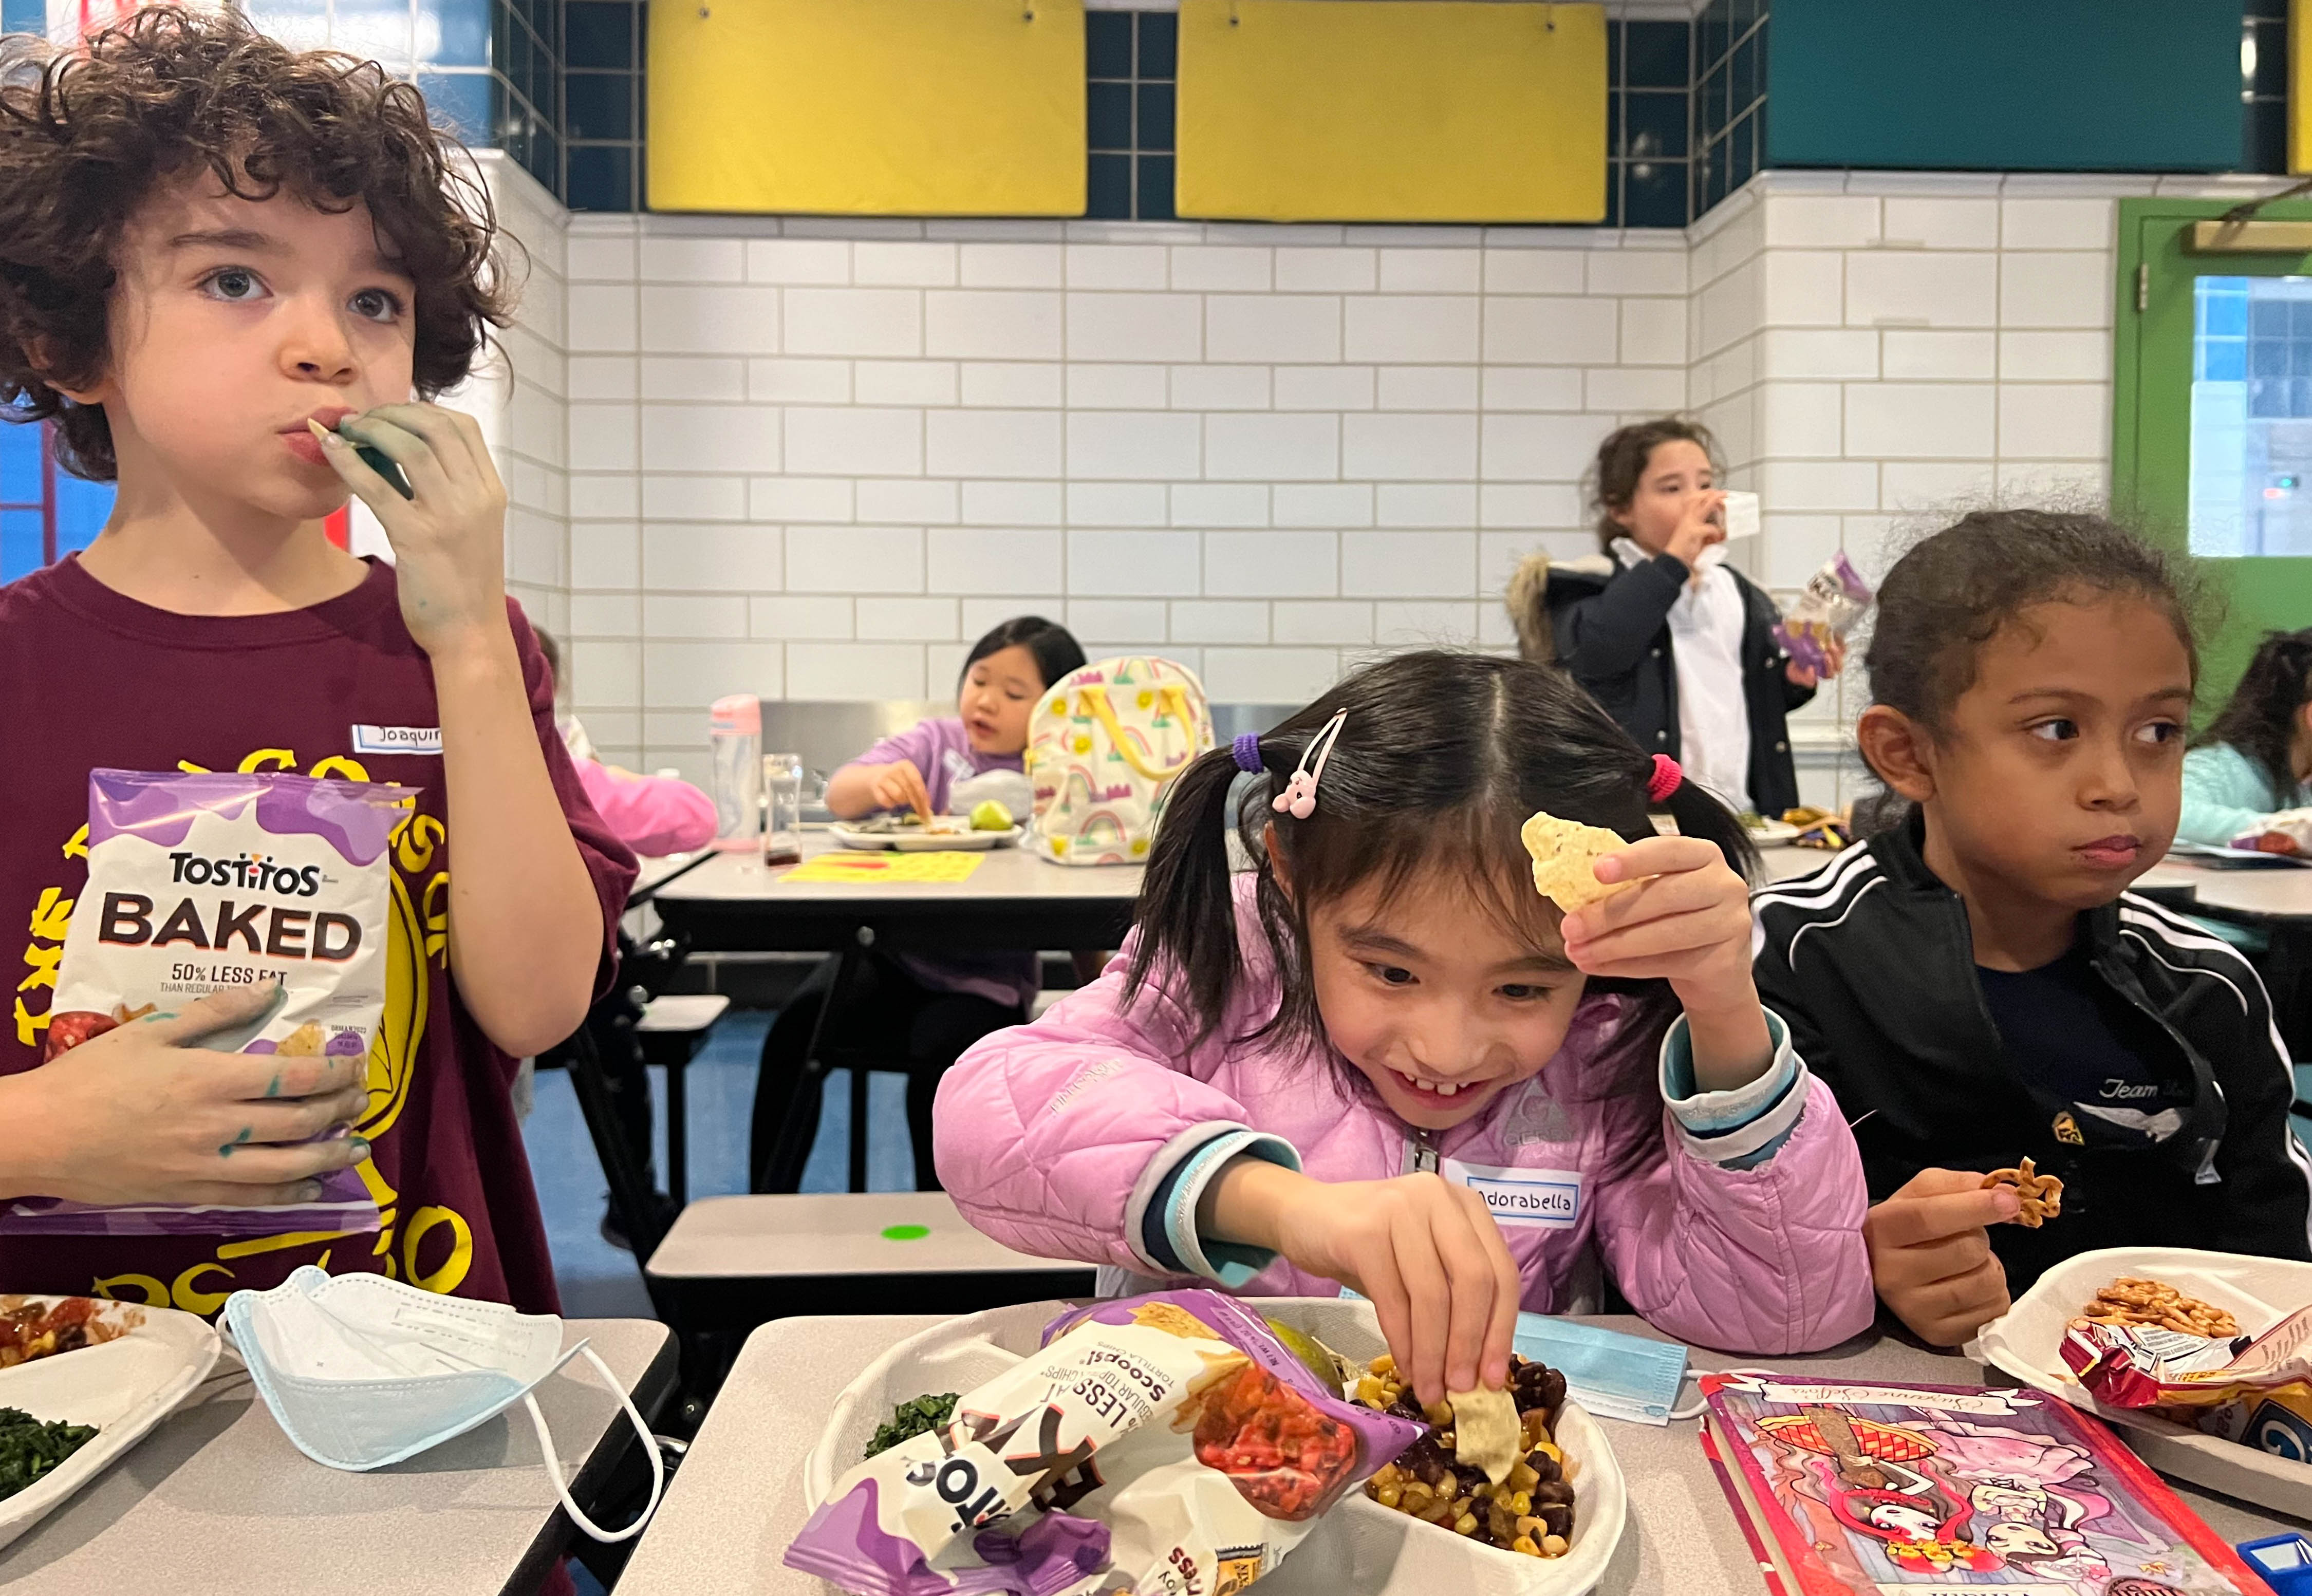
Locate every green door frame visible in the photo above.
<box><xmin>2114</xmin><ymin>196</ymin><xmax>2312</xmax><ymax>701</ymax></box>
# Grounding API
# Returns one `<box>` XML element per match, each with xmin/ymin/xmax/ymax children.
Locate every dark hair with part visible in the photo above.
<box><xmin>961</xmin><ymin>615</ymin><xmax>1086</xmax><ymax>692</ymax></box>
<box><xmin>1125</xmin><ymin>651</ymin><xmax>1759</xmax><ymax>1082</ymax></box>
<box><xmin>1857</xmin><ymin>509</ymin><xmax>2201</xmax><ymax>829</ymax></box>
<box><xmin>0</xmin><ymin>7</ymin><xmax>511</xmax><ymax>479</ymax></box>
<box><xmin>2198</xmin><ymin>627</ymin><xmax>2312</xmax><ymax>802</ymax></box>
<box><xmin>1586</xmin><ymin>416</ymin><xmax>1721</xmax><ymax>552</ymax></box>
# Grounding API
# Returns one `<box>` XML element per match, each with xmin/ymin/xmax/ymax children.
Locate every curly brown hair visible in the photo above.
<box><xmin>0</xmin><ymin>6</ymin><xmax>512</xmax><ymax>480</ymax></box>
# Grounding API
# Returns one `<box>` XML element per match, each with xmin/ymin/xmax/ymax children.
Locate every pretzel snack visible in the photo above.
<box><xmin>2077</xmin><ymin>1276</ymin><xmax>2240</xmax><ymax>1339</ymax></box>
<box><xmin>1981</xmin><ymin>1156</ymin><xmax>2064</xmax><ymax>1228</ymax></box>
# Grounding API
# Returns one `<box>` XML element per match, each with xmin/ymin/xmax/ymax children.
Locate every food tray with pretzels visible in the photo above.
<box><xmin>1975</xmin><ymin>1247</ymin><xmax>2312</xmax><ymax>1517</ymax></box>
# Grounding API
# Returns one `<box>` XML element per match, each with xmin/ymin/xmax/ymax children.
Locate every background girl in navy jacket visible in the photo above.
<box><xmin>1516</xmin><ymin>418</ymin><xmax>1839</xmax><ymax>816</ymax></box>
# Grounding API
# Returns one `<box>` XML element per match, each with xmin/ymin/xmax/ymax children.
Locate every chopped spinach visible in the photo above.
<box><xmin>866</xmin><ymin>1393</ymin><xmax>958</xmax><ymax>1459</ymax></box>
<box><xmin>0</xmin><ymin>1407</ymin><xmax>96</xmax><ymax>1501</ymax></box>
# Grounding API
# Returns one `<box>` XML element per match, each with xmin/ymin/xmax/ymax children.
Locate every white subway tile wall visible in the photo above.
<box><xmin>466</xmin><ymin>172</ymin><xmax>2248</xmax><ymax>790</ymax></box>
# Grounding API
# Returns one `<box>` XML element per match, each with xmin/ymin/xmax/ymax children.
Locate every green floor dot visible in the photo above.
<box><xmin>881</xmin><ymin>1224</ymin><xmax>931</xmax><ymax>1241</ymax></box>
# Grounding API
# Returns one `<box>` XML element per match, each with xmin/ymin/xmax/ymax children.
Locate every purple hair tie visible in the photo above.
<box><xmin>1232</xmin><ymin>732</ymin><xmax>1264</xmax><ymax>774</ymax></box>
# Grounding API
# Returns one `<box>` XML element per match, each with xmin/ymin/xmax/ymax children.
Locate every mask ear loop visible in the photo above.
<box><xmin>1667</xmin><ymin>1365</ymin><xmax>1782</xmax><ymax>1421</ymax></box>
<box><xmin>521</xmin><ymin>1343</ymin><xmax>666</xmax><ymax>1543</ymax></box>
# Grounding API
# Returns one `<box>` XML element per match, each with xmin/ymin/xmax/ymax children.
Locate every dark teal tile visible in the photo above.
<box><xmin>1608</xmin><ymin>18</ymin><xmax>1621</xmax><ymax>88</ymax></box>
<box><xmin>1624</xmin><ymin>88</ymin><xmax>1686</xmax><ymax>159</ymax></box>
<box><xmin>1138</xmin><ymin>10</ymin><xmax>1176</xmax><ymax>78</ymax></box>
<box><xmin>1729</xmin><ymin>108</ymin><xmax>1756</xmax><ymax>189</ymax></box>
<box><xmin>2247</xmin><ymin>95</ymin><xmax>2288</xmax><ymax>174</ymax></box>
<box><xmin>1088</xmin><ymin>80</ymin><xmax>1131</xmax><ymax>151</ymax></box>
<box><xmin>1625</xmin><ymin>158</ymin><xmax>1687</xmax><ymax>227</ymax></box>
<box><xmin>1701</xmin><ymin>0</ymin><xmax>1728</xmax><ymax>69</ymax></box>
<box><xmin>1088</xmin><ymin>153</ymin><xmax>1131</xmax><ymax>218</ymax></box>
<box><xmin>567</xmin><ymin>143</ymin><xmax>633</xmax><ymax>211</ymax></box>
<box><xmin>2248</xmin><ymin>0</ymin><xmax>2285</xmax><ymax>20</ymax></box>
<box><xmin>1625</xmin><ymin>20</ymin><xmax>1688</xmax><ymax>88</ymax></box>
<box><xmin>1137</xmin><ymin>80</ymin><xmax>1174</xmax><ymax>151</ymax></box>
<box><xmin>565</xmin><ymin>70</ymin><xmax>632</xmax><ymax>140</ymax></box>
<box><xmin>418</xmin><ymin>70</ymin><xmax>493</xmax><ymax>141</ymax></box>
<box><xmin>1087</xmin><ymin>10</ymin><xmax>1131</xmax><ymax>77</ymax></box>
<box><xmin>2252</xmin><ymin>17</ymin><xmax>2287</xmax><ymax>96</ymax></box>
<box><xmin>1731</xmin><ymin>31</ymin><xmax>1756</xmax><ymax>110</ymax></box>
<box><xmin>1136</xmin><ymin>153</ymin><xmax>1175</xmax><ymax>219</ymax></box>
<box><xmin>564</xmin><ymin>0</ymin><xmax>632</xmax><ymax>69</ymax></box>
<box><xmin>528</xmin><ymin>126</ymin><xmax>561</xmax><ymax>197</ymax></box>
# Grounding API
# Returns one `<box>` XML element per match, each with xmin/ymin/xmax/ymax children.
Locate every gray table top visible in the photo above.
<box><xmin>615</xmin><ymin>1310</ymin><xmax>2301</xmax><ymax>1596</ymax></box>
<box><xmin>2137</xmin><ymin>855</ymin><xmax>2312</xmax><ymax>922</ymax></box>
<box><xmin>655</xmin><ymin>835</ymin><xmax>1145</xmax><ymax>907</ymax></box>
<box><xmin>0</xmin><ymin>1316</ymin><xmax>672</xmax><ymax>1594</ymax></box>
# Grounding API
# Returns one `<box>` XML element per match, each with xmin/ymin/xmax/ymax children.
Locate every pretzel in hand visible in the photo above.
<box><xmin>1981</xmin><ymin>1157</ymin><xmax>2063</xmax><ymax>1228</ymax></box>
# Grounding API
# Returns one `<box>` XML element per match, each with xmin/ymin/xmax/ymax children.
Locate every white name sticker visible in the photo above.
<box><xmin>350</xmin><ymin>724</ymin><xmax>443</xmax><ymax>756</ymax></box>
<box><xmin>1442</xmin><ymin>1159</ymin><xmax>1583</xmax><ymax>1229</ymax></box>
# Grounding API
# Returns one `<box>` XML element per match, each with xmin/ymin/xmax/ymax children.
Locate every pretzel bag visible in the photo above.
<box><xmin>786</xmin><ymin>1289</ymin><xmax>1423</xmax><ymax>1596</ymax></box>
<box><xmin>2060</xmin><ymin>1302</ymin><xmax>2312</xmax><ymax>1459</ymax></box>
<box><xmin>3</xmin><ymin>768</ymin><xmax>407</xmax><ymax>1237</ymax></box>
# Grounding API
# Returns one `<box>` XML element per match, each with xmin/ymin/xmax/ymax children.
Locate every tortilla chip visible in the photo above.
<box><xmin>1520</xmin><ymin>811</ymin><xmax>1633</xmax><ymax>912</ymax></box>
<box><xmin>277</xmin><ymin>1022</ymin><xmax>327</xmax><ymax>1058</ymax></box>
<box><xmin>1131</xmin><ymin>1301</ymin><xmax>1220</xmax><ymax>1340</ymax></box>
<box><xmin>1449</xmin><ymin>1385</ymin><xmax>1520</xmax><ymax>1486</ymax></box>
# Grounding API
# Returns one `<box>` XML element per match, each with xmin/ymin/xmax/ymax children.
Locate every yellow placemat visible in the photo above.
<box><xmin>780</xmin><ymin>850</ymin><xmax>986</xmax><ymax>885</ymax></box>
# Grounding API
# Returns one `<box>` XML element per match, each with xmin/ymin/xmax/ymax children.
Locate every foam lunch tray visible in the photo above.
<box><xmin>0</xmin><ymin>1296</ymin><xmax>221</xmax><ymax>1551</ymax></box>
<box><xmin>805</xmin><ymin>1295</ymin><xmax>1628</xmax><ymax>1596</ymax></box>
<box><xmin>1974</xmin><ymin>1246</ymin><xmax>2312</xmax><ymax>1518</ymax></box>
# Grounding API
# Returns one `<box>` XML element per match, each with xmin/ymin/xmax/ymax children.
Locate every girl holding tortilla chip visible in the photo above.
<box><xmin>935</xmin><ymin>650</ymin><xmax>1875</xmax><ymax>1409</ymax></box>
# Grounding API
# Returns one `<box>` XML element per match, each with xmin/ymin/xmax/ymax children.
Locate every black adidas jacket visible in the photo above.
<box><xmin>1752</xmin><ymin>817</ymin><xmax>2312</xmax><ymax>1292</ymax></box>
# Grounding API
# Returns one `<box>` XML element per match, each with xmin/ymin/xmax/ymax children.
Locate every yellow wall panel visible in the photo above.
<box><xmin>648</xmin><ymin>0</ymin><xmax>1085</xmax><ymax>216</ymax></box>
<box><xmin>1177</xmin><ymin>0</ymin><xmax>1606</xmax><ymax>223</ymax></box>
<box><xmin>2295</xmin><ymin>0</ymin><xmax>2310</xmax><ymax>174</ymax></box>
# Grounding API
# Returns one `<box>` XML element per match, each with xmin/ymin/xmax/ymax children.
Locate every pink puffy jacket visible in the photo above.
<box><xmin>937</xmin><ymin>888</ymin><xmax>1875</xmax><ymax>1356</ymax></box>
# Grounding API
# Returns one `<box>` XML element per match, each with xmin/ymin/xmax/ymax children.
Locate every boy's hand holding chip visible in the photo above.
<box><xmin>311</xmin><ymin>402</ymin><xmax>510</xmax><ymax>662</ymax></box>
<box><xmin>1536</xmin><ymin>820</ymin><xmax>1772</xmax><ymax>1091</ymax></box>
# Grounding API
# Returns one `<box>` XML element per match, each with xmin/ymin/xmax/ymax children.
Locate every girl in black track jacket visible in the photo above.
<box><xmin>1753</xmin><ymin>511</ymin><xmax>2312</xmax><ymax>1348</ymax></box>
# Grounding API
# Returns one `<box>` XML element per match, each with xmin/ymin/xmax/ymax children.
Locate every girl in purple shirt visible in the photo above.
<box><xmin>751</xmin><ymin>616</ymin><xmax>1086</xmax><ymax>1191</ymax></box>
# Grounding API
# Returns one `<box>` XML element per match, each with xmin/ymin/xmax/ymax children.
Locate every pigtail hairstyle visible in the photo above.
<box><xmin>2197</xmin><ymin>628</ymin><xmax>2312</xmax><ymax>804</ymax></box>
<box><xmin>1125</xmin><ymin>651</ymin><xmax>1760</xmax><ymax>1085</ymax></box>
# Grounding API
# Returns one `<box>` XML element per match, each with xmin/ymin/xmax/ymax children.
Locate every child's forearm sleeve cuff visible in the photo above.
<box><xmin>1658</xmin><ymin>1007</ymin><xmax>1808</xmax><ymax>1169</ymax></box>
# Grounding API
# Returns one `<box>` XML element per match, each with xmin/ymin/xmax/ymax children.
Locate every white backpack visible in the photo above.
<box><xmin>1026</xmin><ymin>657</ymin><xmax>1214</xmax><ymax>866</ymax></box>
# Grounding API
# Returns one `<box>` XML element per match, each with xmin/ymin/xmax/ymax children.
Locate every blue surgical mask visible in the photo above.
<box><xmin>223</xmin><ymin>1266</ymin><xmax>661</xmax><ymax>1542</ymax></box>
<box><xmin>1513</xmin><ymin>1312</ymin><xmax>1690</xmax><ymax>1426</ymax></box>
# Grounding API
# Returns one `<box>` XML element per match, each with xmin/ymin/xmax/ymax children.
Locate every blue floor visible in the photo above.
<box><xmin>521</xmin><ymin>1008</ymin><xmax>922</xmax><ymax>1318</ymax></box>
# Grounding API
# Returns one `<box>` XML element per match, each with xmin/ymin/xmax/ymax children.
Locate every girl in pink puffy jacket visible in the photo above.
<box><xmin>936</xmin><ymin>651</ymin><xmax>1874</xmax><ymax>1407</ymax></box>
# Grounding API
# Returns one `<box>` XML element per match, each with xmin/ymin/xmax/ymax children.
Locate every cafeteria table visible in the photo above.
<box><xmin>0</xmin><ymin>1317</ymin><xmax>675</xmax><ymax>1595</ymax></box>
<box><xmin>615</xmin><ymin>1310</ymin><xmax>2303</xmax><ymax>1596</ymax></box>
<box><xmin>649</xmin><ymin>836</ymin><xmax>1142</xmax><ymax>1191</ymax></box>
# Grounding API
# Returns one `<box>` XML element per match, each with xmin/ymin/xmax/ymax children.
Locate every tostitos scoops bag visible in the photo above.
<box><xmin>5</xmin><ymin>768</ymin><xmax>411</xmax><ymax>1237</ymax></box>
<box><xmin>786</xmin><ymin>1289</ymin><xmax>1422</xmax><ymax>1596</ymax></box>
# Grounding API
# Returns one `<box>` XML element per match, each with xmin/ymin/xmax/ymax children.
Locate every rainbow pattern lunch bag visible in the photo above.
<box><xmin>1026</xmin><ymin>656</ymin><xmax>1214</xmax><ymax>866</ymax></box>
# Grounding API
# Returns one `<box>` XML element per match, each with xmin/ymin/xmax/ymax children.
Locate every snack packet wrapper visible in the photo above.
<box><xmin>1770</xmin><ymin>549</ymin><xmax>1874</xmax><ymax>676</ymax></box>
<box><xmin>2232</xmin><ymin>805</ymin><xmax>2312</xmax><ymax>854</ymax></box>
<box><xmin>2060</xmin><ymin>1308</ymin><xmax>2312</xmax><ymax>1459</ymax></box>
<box><xmin>5</xmin><ymin>768</ymin><xmax>412</xmax><ymax>1237</ymax></box>
<box><xmin>785</xmin><ymin>1289</ymin><xmax>1424</xmax><ymax>1596</ymax></box>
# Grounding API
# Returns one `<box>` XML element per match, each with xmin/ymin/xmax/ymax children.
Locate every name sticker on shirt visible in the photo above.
<box><xmin>1442</xmin><ymin>1159</ymin><xmax>1583</xmax><ymax>1229</ymax></box>
<box><xmin>351</xmin><ymin>724</ymin><xmax>443</xmax><ymax>756</ymax></box>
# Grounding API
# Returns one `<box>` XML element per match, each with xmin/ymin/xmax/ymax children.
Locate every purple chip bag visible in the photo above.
<box><xmin>1772</xmin><ymin>549</ymin><xmax>1874</xmax><ymax>676</ymax></box>
<box><xmin>788</xmin><ymin>1290</ymin><xmax>1423</xmax><ymax>1596</ymax></box>
<box><xmin>4</xmin><ymin>768</ymin><xmax>411</xmax><ymax>1239</ymax></box>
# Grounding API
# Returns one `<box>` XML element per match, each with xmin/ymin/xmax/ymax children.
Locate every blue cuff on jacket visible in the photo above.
<box><xmin>1658</xmin><ymin>1007</ymin><xmax>1808</xmax><ymax>1170</ymax></box>
<box><xmin>1137</xmin><ymin>1128</ymin><xmax>1301</xmax><ymax>1286</ymax></box>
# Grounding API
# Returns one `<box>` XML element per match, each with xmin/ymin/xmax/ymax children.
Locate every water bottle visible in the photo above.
<box><xmin>707</xmin><ymin>694</ymin><xmax>761</xmax><ymax>852</ymax></box>
<box><xmin>763</xmin><ymin>752</ymin><xmax>803</xmax><ymax>867</ymax></box>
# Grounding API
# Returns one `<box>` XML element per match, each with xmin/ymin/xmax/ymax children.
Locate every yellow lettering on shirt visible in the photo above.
<box><xmin>15</xmin><ymin>943</ymin><xmax>59</xmax><ymax>992</ymax></box>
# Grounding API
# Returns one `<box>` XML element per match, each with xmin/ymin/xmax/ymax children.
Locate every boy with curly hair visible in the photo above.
<box><xmin>0</xmin><ymin>8</ymin><xmax>632</xmax><ymax>1313</ymax></box>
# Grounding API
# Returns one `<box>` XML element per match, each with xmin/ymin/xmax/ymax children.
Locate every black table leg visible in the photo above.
<box><xmin>664</xmin><ymin>1054</ymin><xmax>688</xmax><ymax>1208</ymax></box>
<box><xmin>849</xmin><ymin>1060</ymin><xmax>870</xmax><ymax>1195</ymax></box>
<box><xmin>761</xmin><ymin>935</ymin><xmax>864</xmax><ymax>1192</ymax></box>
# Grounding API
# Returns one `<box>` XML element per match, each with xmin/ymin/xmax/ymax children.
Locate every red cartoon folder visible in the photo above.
<box><xmin>1698</xmin><ymin>1373</ymin><xmax>2273</xmax><ymax>1596</ymax></box>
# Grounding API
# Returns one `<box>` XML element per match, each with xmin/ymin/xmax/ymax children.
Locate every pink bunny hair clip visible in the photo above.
<box><xmin>1273</xmin><ymin>709</ymin><xmax>1348</xmax><ymax>820</ymax></box>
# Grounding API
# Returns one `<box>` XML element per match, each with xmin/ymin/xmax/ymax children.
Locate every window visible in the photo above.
<box><xmin>0</xmin><ymin>423</ymin><xmax>115</xmax><ymax>585</ymax></box>
<box><xmin>1086</xmin><ymin>9</ymin><xmax>1176</xmax><ymax>221</ymax></box>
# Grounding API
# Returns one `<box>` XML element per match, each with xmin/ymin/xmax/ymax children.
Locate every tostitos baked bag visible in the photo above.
<box><xmin>786</xmin><ymin>1289</ymin><xmax>1423</xmax><ymax>1596</ymax></box>
<box><xmin>4</xmin><ymin>768</ymin><xmax>411</xmax><ymax>1237</ymax></box>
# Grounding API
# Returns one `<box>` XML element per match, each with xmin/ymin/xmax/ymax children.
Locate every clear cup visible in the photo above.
<box><xmin>763</xmin><ymin>752</ymin><xmax>804</xmax><ymax>866</ymax></box>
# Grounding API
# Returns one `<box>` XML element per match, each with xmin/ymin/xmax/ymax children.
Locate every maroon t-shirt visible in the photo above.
<box><xmin>0</xmin><ymin>555</ymin><xmax>635</xmax><ymax>1315</ymax></box>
